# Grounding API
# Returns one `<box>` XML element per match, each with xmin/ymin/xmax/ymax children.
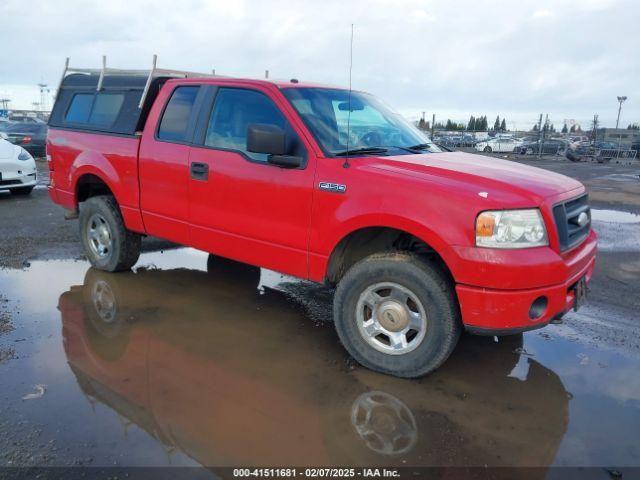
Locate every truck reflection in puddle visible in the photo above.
<box><xmin>58</xmin><ymin>257</ymin><xmax>569</xmax><ymax>467</ymax></box>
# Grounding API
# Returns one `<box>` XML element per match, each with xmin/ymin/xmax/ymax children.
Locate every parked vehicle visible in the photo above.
<box><xmin>0</xmin><ymin>137</ymin><xmax>37</xmax><ymax>195</ymax></box>
<box><xmin>474</xmin><ymin>137</ymin><xmax>522</xmax><ymax>153</ymax></box>
<box><xmin>0</xmin><ymin>118</ymin><xmax>13</xmax><ymax>132</ymax></box>
<box><xmin>4</xmin><ymin>122</ymin><xmax>48</xmax><ymax>157</ymax></box>
<box><xmin>8</xmin><ymin>115</ymin><xmax>46</xmax><ymax>124</ymax></box>
<box><xmin>516</xmin><ymin>139</ymin><xmax>567</xmax><ymax>155</ymax></box>
<box><xmin>47</xmin><ymin>64</ymin><xmax>597</xmax><ymax>378</ymax></box>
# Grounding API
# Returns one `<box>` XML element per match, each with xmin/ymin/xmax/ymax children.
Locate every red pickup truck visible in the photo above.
<box><xmin>47</xmin><ymin>67</ymin><xmax>597</xmax><ymax>377</ymax></box>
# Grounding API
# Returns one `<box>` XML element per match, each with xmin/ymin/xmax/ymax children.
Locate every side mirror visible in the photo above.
<box><xmin>247</xmin><ymin>123</ymin><xmax>303</xmax><ymax>168</ymax></box>
<box><xmin>247</xmin><ymin>124</ymin><xmax>286</xmax><ymax>155</ymax></box>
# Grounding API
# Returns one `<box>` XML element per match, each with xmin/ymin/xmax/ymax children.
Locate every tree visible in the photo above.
<box><xmin>628</xmin><ymin>123</ymin><xmax>640</xmax><ymax>130</ymax></box>
<box><xmin>417</xmin><ymin>118</ymin><xmax>426</xmax><ymax>131</ymax></box>
<box><xmin>500</xmin><ymin>118</ymin><xmax>507</xmax><ymax>132</ymax></box>
<box><xmin>569</xmin><ymin>124</ymin><xmax>576</xmax><ymax>133</ymax></box>
<box><xmin>468</xmin><ymin>115</ymin><xmax>476</xmax><ymax>131</ymax></box>
<box><xmin>532</xmin><ymin>124</ymin><xmax>539</xmax><ymax>132</ymax></box>
<box><xmin>493</xmin><ymin>116</ymin><xmax>500</xmax><ymax>132</ymax></box>
<box><xmin>562</xmin><ymin>123</ymin><xmax>568</xmax><ymax>133</ymax></box>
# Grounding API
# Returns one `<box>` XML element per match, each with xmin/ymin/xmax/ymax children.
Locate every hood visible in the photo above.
<box><xmin>0</xmin><ymin>139</ymin><xmax>19</xmax><ymax>160</ymax></box>
<box><xmin>367</xmin><ymin>151</ymin><xmax>583</xmax><ymax>203</ymax></box>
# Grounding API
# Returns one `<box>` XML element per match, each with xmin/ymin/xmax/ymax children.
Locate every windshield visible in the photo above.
<box><xmin>282</xmin><ymin>87</ymin><xmax>440</xmax><ymax>156</ymax></box>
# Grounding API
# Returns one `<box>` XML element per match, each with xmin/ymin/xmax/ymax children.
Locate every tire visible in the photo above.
<box><xmin>483</xmin><ymin>146</ymin><xmax>492</xmax><ymax>153</ymax></box>
<box><xmin>10</xmin><ymin>186</ymin><xmax>34</xmax><ymax>196</ymax></box>
<box><xmin>525</xmin><ymin>148</ymin><xmax>534</xmax><ymax>155</ymax></box>
<box><xmin>333</xmin><ymin>252</ymin><xmax>461</xmax><ymax>378</ymax></box>
<box><xmin>82</xmin><ymin>268</ymin><xmax>132</xmax><ymax>361</ymax></box>
<box><xmin>79</xmin><ymin>195</ymin><xmax>141</xmax><ymax>272</ymax></box>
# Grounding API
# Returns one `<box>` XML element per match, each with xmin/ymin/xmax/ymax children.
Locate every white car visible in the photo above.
<box><xmin>475</xmin><ymin>137</ymin><xmax>523</xmax><ymax>153</ymax></box>
<box><xmin>0</xmin><ymin>138</ymin><xmax>37</xmax><ymax>195</ymax></box>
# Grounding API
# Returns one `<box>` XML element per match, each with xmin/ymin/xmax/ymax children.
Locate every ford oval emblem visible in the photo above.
<box><xmin>577</xmin><ymin>212</ymin><xmax>589</xmax><ymax>227</ymax></box>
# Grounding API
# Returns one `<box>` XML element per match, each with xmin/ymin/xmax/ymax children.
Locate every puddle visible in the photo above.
<box><xmin>0</xmin><ymin>249</ymin><xmax>639</xmax><ymax>469</ymax></box>
<box><xmin>591</xmin><ymin>209</ymin><xmax>640</xmax><ymax>252</ymax></box>
<box><xmin>591</xmin><ymin>209</ymin><xmax>640</xmax><ymax>224</ymax></box>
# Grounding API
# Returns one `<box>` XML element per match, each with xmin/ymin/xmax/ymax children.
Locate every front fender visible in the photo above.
<box><xmin>309</xmin><ymin>213</ymin><xmax>461</xmax><ymax>283</ymax></box>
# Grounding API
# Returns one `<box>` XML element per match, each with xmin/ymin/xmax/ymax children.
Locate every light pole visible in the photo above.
<box><xmin>615</xmin><ymin>96</ymin><xmax>627</xmax><ymax>129</ymax></box>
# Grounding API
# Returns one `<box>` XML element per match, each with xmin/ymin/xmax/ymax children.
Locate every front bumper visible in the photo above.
<box><xmin>0</xmin><ymin>168</ymin><xmax>37</xmax><ymax>190</ymax></box>
<box><xmin>456</xmin><ymin>230</ymin><xmax>597</xmax><ymax>334</ymax></box>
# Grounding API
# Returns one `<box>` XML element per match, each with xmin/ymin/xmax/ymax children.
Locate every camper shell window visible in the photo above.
<box><xmin>49</xmin><ymin>74</ymin><xmax>168</xmax><ymax>135</ymax></box>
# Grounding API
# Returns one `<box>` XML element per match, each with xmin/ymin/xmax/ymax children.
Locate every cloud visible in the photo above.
<box><xmin>0</xmin><ymin>0</ymin><xmax>638</xmax><ymax>128</ymax></box>
<box><xmin>532</xmin><ymin>9</ymin><xmax>553</xmax><ymax>18</ymax></box>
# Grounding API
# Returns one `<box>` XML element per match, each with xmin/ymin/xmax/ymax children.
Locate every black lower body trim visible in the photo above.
<box><xmin>465</xmin><ymin>320</ymin><xmax>550</xmax><ymax>336</ymax></box>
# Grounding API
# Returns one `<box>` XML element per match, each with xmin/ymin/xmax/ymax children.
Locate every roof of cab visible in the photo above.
<box><xmin>163</xmin><ymin>76</ymin><xmax>347</xmax><ymax>91</ymax></box>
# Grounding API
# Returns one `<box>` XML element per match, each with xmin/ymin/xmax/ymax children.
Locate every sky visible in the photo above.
<box><xmin>1</xmin><ymin>0</ymin><xmax>638</xmax><ymax>130</ymax></box>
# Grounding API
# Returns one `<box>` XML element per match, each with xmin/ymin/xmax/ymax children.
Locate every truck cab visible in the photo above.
<box><xmin>47</xmin><ymin>62</ymin><xmax>597</xmax><ymax>378</ymax></box>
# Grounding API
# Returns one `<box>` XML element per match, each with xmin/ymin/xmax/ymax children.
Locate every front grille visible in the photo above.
<box><xmin>553</xmin><ymin>194</ymin><xmax>591</xmax><ymax>251</ymax></box>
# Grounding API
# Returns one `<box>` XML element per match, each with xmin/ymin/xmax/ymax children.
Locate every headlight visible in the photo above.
<box><xmin>18</xmin><ymin>148</ymin><xmax>31</xmax><ymax>161</ymax></box>
<box><xmin>476</xmin><ymin>209</ymin><xmax>548</xmax><ymax>248</ymax></box>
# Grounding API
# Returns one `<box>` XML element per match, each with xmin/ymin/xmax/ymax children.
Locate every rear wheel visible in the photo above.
<box><xmin>333</xmin><ymin>252</ymin><xmax>461</xmax><ymax>378</ymax></box>
<box><xmin>79</xmin><ymin>195</ymin><xmax>141</xmax><ymax>272</ymax></box>
<box><xmin>10</xmin><ymin>186</ymin><xmax>34</xmax><ymax>196</ymax></box>
<box><xmin>525</xmin><ymin>147</ymin><xmax>534</xmax><ymax>155</ymax></box>
<box><xmin>483</xmin><ymin>146</ymin><xmax>492</xmax><ymax>153</ymax></box>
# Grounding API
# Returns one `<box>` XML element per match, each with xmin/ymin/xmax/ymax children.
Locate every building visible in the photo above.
<box><xmin>596</xmin><ymin>128</ymin><xmax>640</xmax><ymax>147</ymax></box>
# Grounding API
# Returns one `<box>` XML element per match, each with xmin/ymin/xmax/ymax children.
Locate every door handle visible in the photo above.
<box><xmin>190</xmin><ymin>162</ymin><xmax>209</xmax><ymax>181</ymax></box>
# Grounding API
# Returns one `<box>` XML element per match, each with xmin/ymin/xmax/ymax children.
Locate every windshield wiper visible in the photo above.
<box><xmin>334</xmin><ymin>147</ymin><xmax>389</xmax><ymax>157</ymax></box>
<box><xmin>406</xmin><ymin>143</ymin><xmax>435</xmax><ymax>151</ymax></box>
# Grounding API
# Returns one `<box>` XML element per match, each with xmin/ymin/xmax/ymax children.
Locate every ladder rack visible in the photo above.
<box><xmin>57</xmin><ymin>55</ymin><xmax>221</xmax><ymax>108</ymax></box>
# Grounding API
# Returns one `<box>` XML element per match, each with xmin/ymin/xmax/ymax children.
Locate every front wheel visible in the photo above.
<box><xmin>483</xmin><ymin>146</ymin><xmax>492</xmax><ymax>153</ymax></box>
<box><xmin>333</xmin><ymin>252</ymin><xmax>461</xmax><ymax>378</ymax></box>
<box><xmin>79</xmin><ymin>195</ymin><xmax>141</xmax><ymax>272</ymax></box>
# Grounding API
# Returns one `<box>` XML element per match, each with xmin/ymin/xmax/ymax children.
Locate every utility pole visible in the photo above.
<box><xmin>615</xmin><ymin>96</ymin><xmax>627</xmax><ymax>129</ymax></box>
<box><xmin>537</xmin><ymin>114</ymin><xmax>543</xmax><ymax>158</ymax></box>
<box><xmin>37</xmin><ymin>83</ymin><xmax>49</xmax><ymax>113</ymax></box>
<box><xmin>431</xmin><ymin>113</ymin><xmax>435</xmax><ymax>139</ymax></box>
<box><xmin>592</xmin><ymin>114</ymin><xmax>599</xmax><ymax>143</ymax></box>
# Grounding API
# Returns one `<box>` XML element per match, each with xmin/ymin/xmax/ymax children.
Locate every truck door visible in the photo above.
<box><xmin>138</xmin><ymin>85</ymin><xmax>205</xmax><ymax>244</ymax></box>
<box><xmin>187</xmin><ymin>86</ymin><xmax>315</xmax><ymax>278</ymax></box>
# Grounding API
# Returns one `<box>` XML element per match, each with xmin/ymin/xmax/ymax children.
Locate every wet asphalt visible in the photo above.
<box><xmin>0</xmin><ymin>157</ymin><xmax>639</xmax><ymax>476</ymax></box>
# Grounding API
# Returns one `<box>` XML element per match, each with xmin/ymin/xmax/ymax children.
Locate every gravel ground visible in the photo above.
<box><xmin>0</xmin><ymin>160</ymin><xmax>175</xmax><ymax>269</ymax></box>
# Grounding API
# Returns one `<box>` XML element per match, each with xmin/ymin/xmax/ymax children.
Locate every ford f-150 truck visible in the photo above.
<box><xmin>47</xmin><ymin>62</ymin><xmax>597</xmax><ymax>378</ymax></box>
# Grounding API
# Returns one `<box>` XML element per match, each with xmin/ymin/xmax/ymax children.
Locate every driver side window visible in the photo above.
<box><xmin>205</xmin><ymin>88</ymin><xmax>287</xmax><ymax>162</ymax></box>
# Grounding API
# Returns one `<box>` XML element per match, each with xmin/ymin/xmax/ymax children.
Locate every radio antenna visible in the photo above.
<box><xmin>343</xmin><ymin>24</ymin><xmax>354</xmax><ymax>169</ymax></box>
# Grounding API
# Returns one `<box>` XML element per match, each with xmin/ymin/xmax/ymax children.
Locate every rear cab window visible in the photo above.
<box><xmin>157</xmin><ymin>86</ymin><xmax>200</xmax><ymax>142</ymax></box>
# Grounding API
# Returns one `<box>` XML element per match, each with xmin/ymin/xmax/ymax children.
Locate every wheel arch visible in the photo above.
<box><xmin>70</xmin><ymin>152</ymin><xmax>122</xmax><ymax>206</ymax></box>
<box><xmin>323</xmin><ymin>223</ymin><xmax>457</xmax><ymax>287</ymax></box>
